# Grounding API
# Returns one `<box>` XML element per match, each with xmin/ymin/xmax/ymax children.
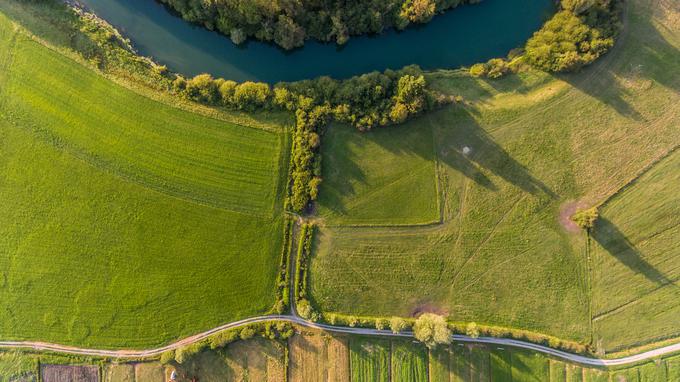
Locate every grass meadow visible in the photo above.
<box><xmin>0</xmin><ymin>11</ymin><xmax>288</xmax><ymax>348</ymax></box>
<box><xmin>309</xmin><ymin>0</ymin><xmax>680</xmax><ymax>346</ymax></box>
<box><xmin>591</xmin><ymin>150</ymin><xmax>680</xmax><ymax>353</ymax></box>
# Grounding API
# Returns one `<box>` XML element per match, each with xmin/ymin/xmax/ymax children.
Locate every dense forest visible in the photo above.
<box><xmin>157</xmin><ymin>0</ymin><xmax>478</xmax><ymax>49</ymax></box>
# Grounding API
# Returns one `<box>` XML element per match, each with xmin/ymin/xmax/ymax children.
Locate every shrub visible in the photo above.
<box><xmin>414</xmin><ymin>313</ymin><xmax>452</xmax><ymax>348</ymax></box>
<box><xmin>233</xmin><ymin>81</ymin><xmax>271</xmax><ymax>110</ymax></box>
<box><xmin>159</xmin><ymin>350</ymin><xmax>175</xmax><ymax>365</ymax></box>
<box><xmin>185</xmin><ymin>73</ymin><xmax>220</xmax><ymax>104</ymax></box>
<box><xmin>469</xmin><ymin>63</ymin><xmax>488</xmax><ymax>78</ymax></box>
<box><xmin>209</xmin><ymin>330</ymin><xmax>239</xmax><ymax>349</ymax></box>
<box><xmin>375</xmin><ymin>318</ymin><xmax>388</xmax><ymax>330</ymax></box>
<box><xmin>390</xmin><ymin>317</ymin><xmax>408</xmax><ymax>334</ymax></box>
<box><xmin>240</xmin><ymin>326</ymin><xmax>256</xmax><ymax>340</ymax></box>
<box><xmin>347</xmin><ymin>316</ymin><xmax>359</xmax><ymax>327</ymax></box>
<box><xmin>466</xmin><ymin>322</ymin><xmax>480</xmax><ymax>338</ymax></box>
<box><xmin>571</xmin><ymin>207</ymin><xmax>599</xmax><ymax>229</ymax></box>
<box><xmin>486</xmin><ymin>58</ymin><xmax>510</xmax><ymax>78</ymax></box>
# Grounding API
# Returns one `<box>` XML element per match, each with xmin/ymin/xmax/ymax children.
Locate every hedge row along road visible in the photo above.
<box><xmin>2</xmin><ymin>313</ymin><xmax>680</xmax><ymax>367</ymax></box>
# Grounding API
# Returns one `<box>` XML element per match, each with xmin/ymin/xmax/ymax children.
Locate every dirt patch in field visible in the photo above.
<box><xmin>410</xmin><ymin>302</ymin><xmax>449</xmax><ymax>318</ymax></box>
<box><xmin>559</xmin><ymin>201</ymin><xmax>586</xmax><ymax>234</ymax></box>
<box><xmin>42</xmin><ymin>365</ymin><xmax>98</xmax><ymax>382</ymax></box>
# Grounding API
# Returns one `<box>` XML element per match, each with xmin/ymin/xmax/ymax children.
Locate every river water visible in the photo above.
<box><xmin>78</xmin><ymin>0</ymin><xmax>554</xmax><ymax>82</ymax></box>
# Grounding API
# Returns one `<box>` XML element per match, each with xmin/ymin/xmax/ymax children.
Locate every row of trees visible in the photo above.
<box><xmin>158</xmin><ymin>0</ymin><xmax>477</xmax><ymax>49</ymax></box>
<box><xmin>171</xmin><ymin>68</ymin><xmax>440</xmax><ymax>213</ymax></box>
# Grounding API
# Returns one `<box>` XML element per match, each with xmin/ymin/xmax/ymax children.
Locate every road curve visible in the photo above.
<box><xmin>1</xmin><ymin>314</ymin><xmax>679</xmax><ymax>366</ymax></box>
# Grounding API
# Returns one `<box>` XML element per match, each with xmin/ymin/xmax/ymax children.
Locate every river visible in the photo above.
<box><xmin>78</xmin><ymin>0</ymin><xmax>555</xmax><ymax>83</ymax></box>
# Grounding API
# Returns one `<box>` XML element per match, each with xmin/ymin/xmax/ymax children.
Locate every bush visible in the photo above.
<box><xmin>375</xmin><ymin>318</ymin><xmax>388</xmax><ymax>330</ymax></box>
<box><xmin>571</xmin><ymin>207</ymin><xmax>599</xmax><ymax>229</ymax></box>
<box><xmin>159</xmin><ymin>350</ymin><xmax>175</xmax><ymax>365</ymax></box>
<box><xmin>233</xmin><ymin>81</ymin><xmax>271</xmax><ymax>110</ymax></box>
<box><xmin>413</xmin><ymin>313</ymin><xmax>452</xmax><ymax>348</ymax></box>
<box><xmin>390</xmin><ymin>316</ymin><xmax>408</xmax><ymax>334</ymax></box>
<box><xmin>465</xmin><ymin>322</ymin><xmax>480</xmax><ymax>338</ymax></box>
<box><xmin>209</xmin><ymin>330</ymin><xmax>239</xmax><ymax>349</ymax></box>
<box><xmin>239</xmin><ymin>326</ymin><xmax>256</xmax><ymax>340</ymax></box>
<box><xmin>469</xmin><ymin>63</ymin><xmax>488</xmax><ymax>78</ymax></box>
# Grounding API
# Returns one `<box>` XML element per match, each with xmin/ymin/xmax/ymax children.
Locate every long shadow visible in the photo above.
<box><xmin>560</xmin><ymin>2</ymin><xmax>680</xmax><ymax>121</ymax></box>
<box><xmin>433</xmin><ymin>107</ymin><xmax>557</xmax><ymax>198</ymax></box>
<box><xmin>591</xmin><ymin>217</ymin><xmax>673</xmax><ymax>286</ymax></box>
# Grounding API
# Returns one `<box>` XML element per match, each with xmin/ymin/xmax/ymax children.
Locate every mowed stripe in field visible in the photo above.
<box><xmin>0</xmin><ymin>12</ymin><xmax>286</xmax><ymax>348</ymax></box>
<box><xmin>2</xmin><ymin>34</ymin><xmax>283</xmax><ymax>216</ymax></box>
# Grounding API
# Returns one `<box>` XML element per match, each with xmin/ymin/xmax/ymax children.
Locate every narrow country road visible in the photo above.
<box><xmin>2</xmin><ymin>314</ymin><xmax>680</xmax><ymax>366</ymax></box>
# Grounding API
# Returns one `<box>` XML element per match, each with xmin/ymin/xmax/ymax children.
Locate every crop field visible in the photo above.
<box><xmin>391</xmin><ymin>341</ymin><xmax>428</xmax><ymax>382</ymax></box>
<box><xmin>349</xmin><ymin>337</ymin><xmax>391</xmax><ymax>382</ymax></box>
<box><xmin>317</xmin><ymin>122</ymin><xmax>440</xmax><ymax>226</ymax></box>
<box><xmin>0</xmin><ymin>11</ymin><xmax>288</xmax><ymax>348</ymax></box>
<box><xmin>309</xmin><ymin>0</ymin><xmax>680</xmax><ymax>345</ymax></box>
<box><xmin>592</xmin><ymin>150</ymin><xmax>680</xmax><ymax>352</ymax></box>
<box><xmin>289</xmin><ymin>331</ymin><xmax>350</xmax><ymax>382</ymax></box>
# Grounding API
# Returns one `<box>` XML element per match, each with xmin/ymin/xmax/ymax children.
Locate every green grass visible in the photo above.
<box><xmin>0</xmin><ymin>352</ymin><xmax>36</xmax><ymax>382</ymax></box>
<box><xmin>430</xmin><ymin>346</ymin><xmax>451</xmax><ymax>382</ymax></box>
<box><xmin>0</xmin><ymin>12</ymin><xmax>288</xmax><ymax>348</ymax></box>
<box><xmin>591</xmin><ymin>150</ymin><xmax>680</xmax><ymax>352</ymax></box>
<box><xmin>317</xmin><ymin>122</ymin><xmax>440</xmax><ymax>226</ymax></box>
<box><xmin>491</xmin><ymin>349</ymin><xmax>513</xmax><ymax>382</ymax></box>
<box><xmin>309</xmin><ymin>0</ymin><xmax>680</xmax><ymax>345</ymax></box>
<box><xmin>511</xmin><ymin>351</ymin><xmax>549</xmax><ymax>382</ymax></box>
<box><xmin>349</xmin><ymin>337</ymin><xmax>390</xmax><ymax>382</ymax></box>
<box><xmin>391</xmin><ymin>341</ymin><xmax>428</xmax><ymax>382</ymax></box>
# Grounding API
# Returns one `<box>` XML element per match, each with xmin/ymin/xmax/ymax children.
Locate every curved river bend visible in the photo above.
<box><xmin>78</xmin><ymin>0</ymin><xmax>554</xmax><ymax>83</ymax></box>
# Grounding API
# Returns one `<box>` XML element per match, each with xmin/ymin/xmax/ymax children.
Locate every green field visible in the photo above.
<box><xmin>592</xmin><ymin>150</ymin><xmax>680</xmax><ymax>352</ymax></box>
<box><xmin>391</xmin><ymin>341</ymin><xmax>428</xmax><ymax>382</ymax></box>
<box><xmin>0</xmin><ymin>11</ymin><xmax>288</xmax><ymax>348</ymax></box>
<box><xmin>349</xmin><ymin>337</ymin><xmax>390</xmax><ymax>382</ymax></box>
<box><xmin>309</xmin><ymin>0</ymin><xmax>680</xmax><ymax>346</ymax></box>
<box><xmin>317</xmin><ymin>122</ymin><xmax>440</xmax><ymax>226</ymax></box>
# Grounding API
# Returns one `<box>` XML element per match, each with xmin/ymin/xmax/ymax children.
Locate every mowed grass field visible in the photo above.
<box><xmin>310</xmin><ymin>0</ymin><xmax>680</xmax><ymax>345</ymax></box>
<box><xmin>317</xmin><ymin>122</ymin><xmax>440</xmax><ymax>226</ymax></box>
<box><xmin>0</xmin><ymin>12</ymin><xmax>288</xmax><ymax>347</ymax></box>
<box><xmin>591</xmin><ymin>150</ymin><xmax>680</xmax><ymax>353</ymax></box>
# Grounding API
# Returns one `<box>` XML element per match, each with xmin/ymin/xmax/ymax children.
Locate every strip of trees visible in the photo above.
<box><xmin>158</xmin><ymin>0</ymin><xmax>479</xmax><ymax>49</ymax></box>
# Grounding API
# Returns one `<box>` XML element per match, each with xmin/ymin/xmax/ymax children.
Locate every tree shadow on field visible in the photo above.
<box><xmin>559</xmin><ymin>3</ymin><xmax>680</xmax><ymax>121</ymax></box>
<box><xmin>591</xmin><ymin>217</ymin><xmax>673</xmax><ymax>286</ymax></box>
<box><xmin>432</xmin><ymin>106</ymin><xmax>557</xmax><ymax>199</ymax></box>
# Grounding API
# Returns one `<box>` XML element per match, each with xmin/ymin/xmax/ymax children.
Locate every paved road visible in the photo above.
<box><xmin>1</xmin><ymin>314</ymin><xmax>679</xmax><ymax>366</ymax></box>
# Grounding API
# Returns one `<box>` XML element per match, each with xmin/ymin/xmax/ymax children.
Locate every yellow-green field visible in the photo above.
<box><xmin>0</xmin><ymin>11</ymin><xmax>288</xmax><ymax>348</ymax></box>
<box><xmin>310</xmin><ymin>0</ymin><xmax>680</xmax><ymax>349</ymax></box>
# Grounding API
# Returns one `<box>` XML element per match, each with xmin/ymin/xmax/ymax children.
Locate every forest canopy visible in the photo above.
<box><xmin>157</xmin><ymin>0</ymin><xmax>479</xmax><ymax>49</ymax></box>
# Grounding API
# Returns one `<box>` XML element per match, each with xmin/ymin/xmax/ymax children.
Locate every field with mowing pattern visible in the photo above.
<box><xmin>310</xmin><ymin>0</ymin><xmax>680</xmax><ymax>347</ymax></box>
<box><xmin>0</xmin><ymin>11</ymin><xmax>288</xmax><ymax>348</ymax></box>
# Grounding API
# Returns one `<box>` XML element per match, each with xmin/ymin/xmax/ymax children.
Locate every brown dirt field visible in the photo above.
<box><xmin>106</xmin><ymin>364</ymin><xmax>134</xmax><ymax>382</ymax></box>
<box><xmin>289</xmin><ymin>332</ymin><xmax>350</xmax><ymax>382</ymax></box>
<box><xmin>222</xmin><ymin>338</ymin><xmax>285</xmax><ymax>382</ymax></box>
<box><xmin>134</xmin><ymin>363</ymin><xmax>164</xmax><ymax>382</ymax></box>
<box><xmin>42</xmin><ymin>365</ymin><xmax>98</xmax><ymax>382</ymax></box>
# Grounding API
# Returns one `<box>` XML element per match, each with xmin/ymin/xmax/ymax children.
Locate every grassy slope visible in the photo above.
<box><xmin>310</xmin><ymin>0</ymin><xmax>680</xmax><ymax>345</ymax></box>
<box><xmin>0</xmin><ymin>12</ymin><xmax>287</xmax><ymax>348</ymax></box>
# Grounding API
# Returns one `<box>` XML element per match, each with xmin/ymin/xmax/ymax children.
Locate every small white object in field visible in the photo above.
<box><xmin>170</xmin><ymin>370</ymin><xmax>177</xmax><ymax>380</ymax></box>
<box><xmin>462</xmin><ymin>146</ymin><xmax>472</xmax><ymax>155</ymax></box>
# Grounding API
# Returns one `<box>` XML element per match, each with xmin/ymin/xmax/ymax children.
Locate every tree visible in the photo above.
<box><xmin>571</xmin><ymin>207</ymin><xmax>599</xmax><ymax>230</ymax></box>
<box><xmin>230</xmin><ymin>28</ymin><xmax>246</xmax><ymax>45</ymax></box>
<box><xmin>233</xmin><ymin>81</ymin><xmax>271</xmax><ymax>110</ymax></box>
<box><xmin>186</xmin><ymin>73</ymin><xmax>220</xmax><ymax>104</ymax></box>
<box><xmin>413</xmin><ymin>313</ymin><xmax>451</xmax><ymax>348</ymax></box>
<box><xmin>390</xmin><ymin>317</ymin><xmax>408</xmax><ymax>334</ymax></box>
